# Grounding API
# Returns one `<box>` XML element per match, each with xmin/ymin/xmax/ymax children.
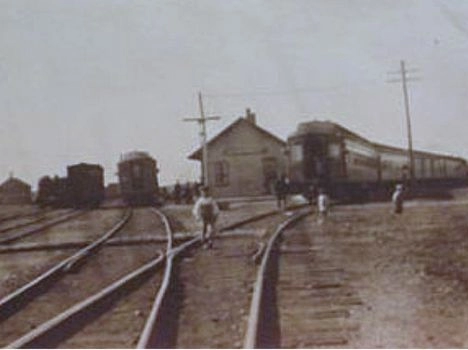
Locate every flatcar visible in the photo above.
<box><xmin>287</xmin><ymin>121</ymin><xmax>468</xmax><ymax>200</ymax></box>
<box><xmin>118</xmin><ymin>151</ymin><xmax>159</xmax><ymax>206</ymax></box>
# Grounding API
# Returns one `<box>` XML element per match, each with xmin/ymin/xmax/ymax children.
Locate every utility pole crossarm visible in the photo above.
<box><xmin>183</xmin><ymin>116</ymin><xmax>221</xmax><ymax>122</ymax></box>
<box><xmin>183</xmin><ymin>92</ymin><xmax>221</xmax><ymax>187</ymax></box>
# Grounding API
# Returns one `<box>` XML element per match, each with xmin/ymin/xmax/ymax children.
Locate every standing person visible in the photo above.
<box><xmin>193</xmin><ymin>182</ymin><xmax>201</xmax><ymax>198</ymax></box>
<box><xmin>173</xmin><ymin>181</ymin><xmax>181</xmax><ymax>204</ymax></box>
<box><xmin>183</xmin><ymin>181</ymin><xmax>193</xmax><ymax>204</ymax></box>
<box><xmin>192</xmin><ymin>186</ymin><xmax>220</xmax><ymax>248</ymax></box>
<box><xmin>274</xmin><ymin>174</ymin><xmax>289</xmax><ymax>211</ymax></box>
<box><xmin>317</xmin><ymin>188</ymin><xmax>330</xmax><ymax>224</ymax></box>
<box><xmin>392</xmin><ymin>184</ymin><xmax>404</xmax><ymax>214</ymax></box>
<box><xmin>305</xmin><ymin>184</ymin><xmax>317</xmax><ymax>206</ymax></box>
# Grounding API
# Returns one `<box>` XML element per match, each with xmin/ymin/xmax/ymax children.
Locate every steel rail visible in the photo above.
<box><xmin>6</xmin><ymin>205</ymin><xmax>308</xmax><ymax>348</ymax></box>
<box><xmin>219</xmin><ymin>203</ymin><xmax>308</xmax><ymax>233</ymax></box>
<box><xmin>137</xmin><ymin>235</ymin><xmax>201</xmax><ymax>348</ymax></box>
<box><xmin>0</xmin><ymin>208</ymin><xmax>50</xmax><ymax>225</ymax></box>
<box><xmin>0</xmin><ymin>209</ymin><xmax>54</xmax><ymax>233</ymax></box>
<box><xmin>137</xmin><ymin>205</ymin><xmax>308</xmax><ymax>348</ymax></box>
<box><xmin>243</xmin><ymin>209</ymin><xmax>310</xmax><ymax>349</ymax></box>
<box><xmin>137</xmin><ymin>207</ymin><xmax>200</xmax><ymax>348</ymax></box>
<box><xmin>5</xmin><ymin>207</ymin><xmax>171</xmax><ymax>348</ymax></box>
<box><xmin>0</xmin><ymin>208</ymin><xmax>132</xmax><ymax>322</ymax></box>
<box><xmin>6</xmin><ymin>253</ymin><xmax>165</xmax><ymax>349</ymax></box>
<box><xmin>0</xmin><ymin>210</ymin><xmax>87</xmax><ymax>244</ymax></box>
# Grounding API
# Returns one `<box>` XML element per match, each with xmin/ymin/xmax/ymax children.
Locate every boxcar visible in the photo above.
<box><xmin>67</xmin><ymin>163</ymin><xmax>105</xmax><ymax>208</ymax></box>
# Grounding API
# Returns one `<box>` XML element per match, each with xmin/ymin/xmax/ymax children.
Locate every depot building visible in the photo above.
<box><xmin>188</xmin><ymin>109</ymin><xmax>287</xmax><ymax>198</ymax></box>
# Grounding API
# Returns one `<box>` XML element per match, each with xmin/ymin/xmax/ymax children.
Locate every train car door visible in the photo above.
<box><xmin>303</xmin><ymin>135</ymin><xmax>329</xmax><ymax>182</ymax></box>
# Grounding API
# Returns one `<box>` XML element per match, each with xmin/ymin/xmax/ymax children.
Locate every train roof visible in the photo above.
<box><xmin>291</xmin><ymin>121</ymin><xmax>373</xmax><ymax>144</ymax></box>
<box><xmin>67</xmin><ymin>163</ymin><xmax>103</xmax><ymax>170</ymax></box>
<box><xmin>290</xmin><ymin>120</ymin><xmax>467</xmax><ymax>163</ymax></box>
<box><xmin>119</xmin><ymin>151</ymin><xmax>155</xmax><ymax>163</ymax></box>
<box><xmin>373</xmin><ymin>142</ymin><xmax>467</xmax><ymax>163</ymax></box>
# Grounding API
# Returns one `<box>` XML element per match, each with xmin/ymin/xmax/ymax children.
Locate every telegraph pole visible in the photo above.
<box><xmin>388</xmin><ymin>60</ymin><xmax>419</xmax><ymax>187</ymax></box>
<box><xmin>183</xmin><ymin>92</ymin><xmax>220</xmax><ymax>187</ymax></box>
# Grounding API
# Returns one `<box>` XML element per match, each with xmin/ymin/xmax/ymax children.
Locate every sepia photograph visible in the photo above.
<box><xmin>1</xmin><ymin>0</ymin><xmax>468</xmax><ymax>348</ymax></box>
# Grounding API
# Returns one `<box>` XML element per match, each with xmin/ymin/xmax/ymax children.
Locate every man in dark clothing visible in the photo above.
<box><xmin>173</xmin><ymin>181</ymin><xmax>181</xmax><ymax>204</ymax></box>
<box><xmin>274</xmin><ymin>174</ymin><xmax>289</xmax><ymax>210</ymax></box>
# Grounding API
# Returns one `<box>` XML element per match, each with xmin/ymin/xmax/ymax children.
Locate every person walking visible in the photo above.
<box><xmin>317</xmin><ymin>188</ymin><xmax>330</xmax><ymax>224</ymax></box>
<box><xmin>192</xmin><ymin>186</ymin><xmax>220</xmax><ymax>248</ymax></box>
<box><xmin>392</xmin><ymin>184</ymin><xmax>404</xmax><ymax>214</ymax></box>
<box><xmin>274</xmin><ymin>174</ymin><xmax>289</xmax><ymax>211</ymax></box>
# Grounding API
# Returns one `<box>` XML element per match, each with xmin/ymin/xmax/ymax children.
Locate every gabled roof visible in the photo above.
<box><xmin>188</xmin><ymin>117</ymin><xmax>286</xmax><ymax>160</ymax></box>
<box><xmin>0</xmin><ymin>177</ymin><xmax>31</xmax><ymax>190</ymax></box>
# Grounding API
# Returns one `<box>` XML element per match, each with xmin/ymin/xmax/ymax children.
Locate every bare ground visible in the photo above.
<box><xmin>308</xmin><ymin>195</ymin><xmax>468</xmax><ymax>348</ymax></box>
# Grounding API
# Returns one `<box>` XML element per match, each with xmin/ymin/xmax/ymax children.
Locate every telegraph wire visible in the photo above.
<box><xmin>203</xmin><ymin>78</ymin><xmax>382</xmax><ymax>99</ymax></box>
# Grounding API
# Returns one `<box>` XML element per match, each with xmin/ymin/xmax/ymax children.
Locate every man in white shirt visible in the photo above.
<box><xmin>317</xmin><ymin>188</ymin><xmax>330</xmax><ymax>224</ymax></box>
<box><xmin>192</xmin><ymin>186</ymin><xmax>220</xmax><ymax>248</ymax></box>
<box><xmin>392</xmin><ymin>184</ymin><xmax>404</xmax><ymax>214</ymax></box>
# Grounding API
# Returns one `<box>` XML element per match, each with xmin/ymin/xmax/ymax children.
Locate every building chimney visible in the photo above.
<box><xmin>245</xmin><ymin>108</ymin><xmax>256</xmax><ymax>124</ymax></box>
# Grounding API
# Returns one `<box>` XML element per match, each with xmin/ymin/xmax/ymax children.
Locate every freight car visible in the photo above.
<box><xmin>287</xmin><ymin>121</ymin><xmax>468</xmax><ymax>200</ymax></box>
<box><xmin>118</xmin><ymin>151</ymin><xmax>159</xmax><ymax>206</ymax></box>
<box><xmin>67</xmin><ymin>163</ymin><xmax>105</xmax><ymax>208</ymax></box>
<box><xmin>36</xmin><ymin>176</ymin><xmax>69</xmax><ymax>208</ymax></box>
<box><xmin>36</xmin><ymin>163</ymin><xmax>105</xmax><ymax>208</ymax></box>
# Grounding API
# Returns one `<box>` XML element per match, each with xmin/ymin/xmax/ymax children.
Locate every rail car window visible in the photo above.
<box><xmin>290</xmin><ymin>143</ymin><xmax>303</xmax><ymax>162</ymax></box>
<box><xmin>132</xmin><ymin>164</ymin><xmax>142</xmax><ymax>177</ymax></box>
<box><xmin>328</xmin><ymin>143</ymin><xmax>340</xmax><ymax>157</ymax></box>
<box><xmin>352</xmin><ymin>154</ymin><xmax>378</xmax><ymax>168</ymax></box>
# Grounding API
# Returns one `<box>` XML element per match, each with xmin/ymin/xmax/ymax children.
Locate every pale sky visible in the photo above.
<box><xmin>1</xmin><ymin>0</ymin><xmax>468</xmax><ymax>187</ymax></box>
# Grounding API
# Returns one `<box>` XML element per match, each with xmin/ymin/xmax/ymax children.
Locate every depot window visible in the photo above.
<box><xmin>213</xmin><ymin>161</ymin><xmax>229</xmax><ymax>187</ymax></box>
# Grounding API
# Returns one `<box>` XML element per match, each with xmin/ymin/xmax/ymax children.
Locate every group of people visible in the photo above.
<box><xmin>274</xmin><ymin>174</ymin><xmax>406</xmax><ymax>222</ymax></box>
<box><xmin>172</xmin><ymin>181</ymin><xmax>200</xmax><ymax>204</ymax></box>
<box><xmin>190</xmin><ymin>178</ymin><xmax>406</xmax><ymax>249</ymax></box>
<box><xmin>274</xmin><ymin>175</ymin><xmax>330</xmax><ymax>221</ymax></box>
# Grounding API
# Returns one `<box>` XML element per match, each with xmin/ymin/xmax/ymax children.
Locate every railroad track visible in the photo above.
<box><xmin>4</xmin><ymin>203</ymin><xmax>307</xmax><ymax>348</ymax></box>
<box><xmin>0</xmin><ymin>207</ymin><xmax>47</xmax><ymax>224</ymax></box>
<box><xmin>0</xmin><ymin>208</ymin><xmax>133</xmax><ymax>346</ymax></box>
<box><xmin>245</xmin><ymin>211</ymin><xmax>364</xmax><ymax>348</ymax></box>
<box><xmin>0</xmin><ymin>208</ymin><xmax>52</xmax><ymax>229</ymax></box>
<box><xmin>0</xmin><ymin>209</ymin><xmax>86</xmax><ymax>245</ymax></box>
<box><xmin>139</xmin><ymin>206</ymin><xmax>305</xmax><ymax>348</ymax></box>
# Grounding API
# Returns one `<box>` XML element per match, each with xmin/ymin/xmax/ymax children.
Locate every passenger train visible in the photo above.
<box><xmin>287</xmin><ymin>121</ymin><xmax>468</xmax><ymax>200</ymax></box>
<box><xmin>117</xmin><ymin>151</ymin><xmax>159</xmax><ymax>206</ymax></box>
